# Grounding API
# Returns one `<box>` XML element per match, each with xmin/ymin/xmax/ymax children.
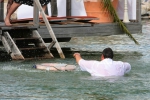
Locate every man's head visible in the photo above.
<box><xmin>101</xmin><ymin>48</ymin><xmax>113</xmax><ymax>60</ymax></box>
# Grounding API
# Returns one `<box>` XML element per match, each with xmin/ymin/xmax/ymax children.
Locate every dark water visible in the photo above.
<box><xmin>0</xmin><ymin>21</ymin><xmax>150</xmax><ymax>100</ymax></box>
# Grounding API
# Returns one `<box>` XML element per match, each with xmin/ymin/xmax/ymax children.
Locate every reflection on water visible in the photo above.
<box><xmin>0</xmin><ymin>21</ymin><xmax>150</xmax><ymax>99</ymax></box>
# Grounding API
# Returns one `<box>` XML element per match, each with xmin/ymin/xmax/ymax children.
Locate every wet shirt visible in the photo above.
<box><xmin>78</xmin><ymin>58</ymin><xmax>131</xmax><ymax>77</ymax></box>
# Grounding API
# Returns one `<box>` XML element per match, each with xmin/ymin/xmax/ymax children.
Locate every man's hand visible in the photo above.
<box><xmin>0</xmin><ymin>0</ymin><xmax>4</xmax><ymax>3</ymax></box>
<box><xmin>73</xmin><ymin>53</ymin><xmax>80</xmax><ymax>57</ymax></box>
<box><xmin>73</xmin><ymin>53</ymin><xmax>82</xmax><ymax>63</ymax></box>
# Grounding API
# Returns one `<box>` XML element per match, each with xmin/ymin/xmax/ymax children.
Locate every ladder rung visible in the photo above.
<box><xmin>13</xmin><ymin>37</ymin><xmax>40</xmax><ymax>41</ymax></box>
<box><xmin>19</xmin><ymin>47</ymin><xmax>46</xmax><ymax>50</ymax></box>
<box><xmin>0</xmin><ymin>26</ymin><xmax>37</xmax><ymax>30</ymax></box>
<box><xmin>24</xmin><ymin>56</ymin><xmax>52</xmax><ymax>60</ymax></box>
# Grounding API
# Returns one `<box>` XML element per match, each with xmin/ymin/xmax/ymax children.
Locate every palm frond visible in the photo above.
<box><xmin>101</xmin><ymin>0</ymin><xmax>139</xmax><ymax>44</ymax></box>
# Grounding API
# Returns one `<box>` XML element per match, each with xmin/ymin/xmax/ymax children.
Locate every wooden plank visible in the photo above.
<box><xmin>66</xmin><ymin>16</ymin><xmax>98</xmax><ymax>19</ymax></box>
<box><xmin>19</xmin><ymin>47</ymin><xmax>46</xmax><ymax>50</ymax></box>
<box><xmin>10</xmin><ymin>17</ymin><xmax>67</xmax><ymax>23</ymax></box>
<box><xmin>38</xmin><ymin>22</ymin><xmax>142</xmax><ymax>39</ymax></box>
<box><xmin>43</xmin><ymin>38</ymin><xmax>71</xmax><ymax>42</ymax></box>
<box><xmin>51</xmin><ymin>0</ymin><xmax>58</xmax><ymax>17</ymax></box>
<box><xmin>3</xmin><ymin>32</ymin><xmax>25</xmax><ymax>60</ymax></box>
<box><xmin>13</xmin><ymin>37</ymin><xmax>40</xmax><ymax>41</ymax></box>
<box><xmin>66</xmin><ymin>16</ymin><xmax>99</xmax><ymax>22</ymax></box>
<box><xmin>0</xmin><ymin>2</ymin><xmax>4</xmax><ymax>22</ymax></box>
<box><xmin>34</xmin><ymin>0</ymin><xmax>65</xmax><ymax>59</ymax></box>
<box><xmin>137</xmin><ymin>0</ymin><xmax>141</xmax><ymax>23</ymax></box>
<box><xmin>0</xmin><ymin>16</ymin><xmax>98</xmax><ymax>28</ymax></box>
<box><xmin>0</xmin><ymin>25</ymin><xmax>37</xmax><ymax>30</ymax></box>
<box><xmin>1</xmin><ymin>36</ymin><xmax>12</xmax><ymax>54</ymax></box>
<box><xmin>0</xmin><ymin>22</ymin><xmax>142</xmax><ymax>39</ymax></box>
<box><xmin>33</xmin><ymin>0</ymin><xmax>39</xmax><ymax>27</ymax></box>
<box><xmin>10</xmin><ymin>16</ymin><xmax>97</xmax><ymax>24</ymax></box>
<box><xmin>32</xmin><ymin>30</ymin><xmax>54</xmax><ymax>57</ymax></box>
<box><xmin>66</xmin><ymin>0</ymin><xmax>71</xmax><ymax>16</ymax></box>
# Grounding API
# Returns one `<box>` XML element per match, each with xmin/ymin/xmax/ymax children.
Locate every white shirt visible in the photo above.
<box><xmin>78</xmin><ymin>58</ymin><xmax>131</xmax><ymax>77</ymax></box>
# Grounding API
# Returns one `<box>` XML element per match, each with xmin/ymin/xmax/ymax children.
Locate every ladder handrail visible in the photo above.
<box><xmin>3</xmin><ymin>32</ymin><xmax>25</xmax><ymax>60</ymax></box>
<box><xmin>33</xmin><ymin>0</ymin><xmax>65</xmax><ymax>59</ymax></box>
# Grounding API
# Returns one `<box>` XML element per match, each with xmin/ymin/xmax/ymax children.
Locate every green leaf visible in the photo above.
<box><xmin>101</xmin><ymin>0</ymin><xmax>139</xmax><ymax>44</ymax></box>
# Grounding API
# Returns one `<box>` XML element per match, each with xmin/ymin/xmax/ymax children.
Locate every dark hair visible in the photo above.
<box><xmin>102</xmin><ymin>48</ymin><xmax>113</xmax><ymax>59</ymax></box>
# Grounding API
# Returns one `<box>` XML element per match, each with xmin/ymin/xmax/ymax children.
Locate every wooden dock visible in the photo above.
<box><xmin>0</xmin><ymin>0</ymin><xmax>142</xmax><ymax>60</ymax></box>
<box><xmin>0</xmin><ymin>17</ymin><xmax>142</xmax><ymax>42</ymax></box>
<box><xmin>39</xmin><ymin>22</ymin><xmax>142</xmax><ymax>40</ymax></box>
<box><xmin>0</xmin><ymin>15</ymin><xmax>142</xmax><ymax>60</ymax></box>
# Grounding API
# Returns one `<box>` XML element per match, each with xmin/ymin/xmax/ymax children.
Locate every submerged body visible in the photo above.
<box><xmin>33</xmin><ymin>63</ymin><xmax>76</xmax><ymax>71</ymax></box>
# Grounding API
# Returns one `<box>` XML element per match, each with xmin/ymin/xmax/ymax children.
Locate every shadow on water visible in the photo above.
<box><xmin>0</xmin><ymin>46</ymin><xmax>143</xmax><ymax>62</ymax></box>
<box><xmin>0</xmin><ymin>51</ymin><xmax>11</xmax><ymax>61</ymax></box>
<box><xmin>51</xmin><ymin>47</ymin><xmax>143</xmax><ymax>60</ymax></box>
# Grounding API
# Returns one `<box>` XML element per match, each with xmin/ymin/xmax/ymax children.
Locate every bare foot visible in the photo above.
<box><xmin>39</xmin><ymin>14</ymin><xmax>50</xmax><ymax>18</ymax></box>
<box><xmin>5</xmin><ymin>18</ymin><xmax>12</xmax><ymax>26</ymax></box>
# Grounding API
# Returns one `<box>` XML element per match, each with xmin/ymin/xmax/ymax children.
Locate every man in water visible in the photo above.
<box><xmin>73</xmin><ymin>47</ymin><xmax>131</xmax><ymax>77</ymax></box>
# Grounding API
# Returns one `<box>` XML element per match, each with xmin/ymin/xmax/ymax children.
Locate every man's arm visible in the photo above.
<box><xmin>73</xmin><ymin>53</ymin><xmax>96</xmax><ymax>72</ymax></box>
<box><xmin>124</xmin><ymin>62</ymin><xmax>131</xmax><ymax>74</ymax></box>
<box><xmin>73</xmin><ymin>53</ymin><xmax>93</xmax><ymax>72</ymax></box>
<box><xmin>73</xmin><ymin>53</ymin><xmax>82</xmax><ymax>64</ymax></box>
